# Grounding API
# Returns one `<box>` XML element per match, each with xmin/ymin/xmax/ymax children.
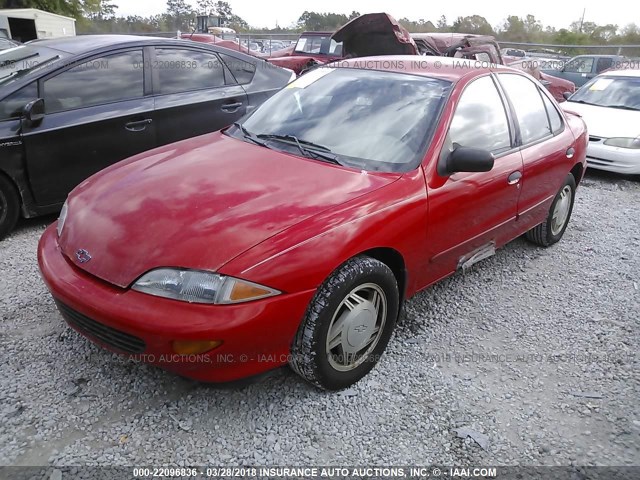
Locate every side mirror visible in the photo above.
<box><xmin>445</xmin><ymin>146</ymin><xmax>494</xmax><ymax>174</ymax></box>
<box><xmin>562</xmin><ymin>91</ymin><xmax>572</xmax><ymax>100</ymax></box>
<box><xmin>22</xmin><ymin>98</ymin><xmax>45</xmax><ymax>127</ymax></box>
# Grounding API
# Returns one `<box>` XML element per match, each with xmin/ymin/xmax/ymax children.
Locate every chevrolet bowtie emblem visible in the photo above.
<box><xmin>75</xmin><ymin>249</ymin><xmax>92</xmax><ymax>263</ymax></box>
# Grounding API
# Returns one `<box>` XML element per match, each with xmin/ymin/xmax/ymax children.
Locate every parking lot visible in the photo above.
<box><xmin>1</xmin><ymin>170</ymin><xmax>637</xmax><ymax>467</ymax></box>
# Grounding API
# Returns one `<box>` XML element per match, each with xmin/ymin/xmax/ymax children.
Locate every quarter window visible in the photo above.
<box><xmin>498</xmin><ymin>74</ymin><xmax>551</xmax><ymax>144</ymax></box>
<box><xmin>44</xmin><ymin>50</ymin><xmax>144</xmax><ymax>113</ymax></box>
<box><xmin>447</xmin><ymin>75</ymin><xmax>511</xmax><ymax>154</ymax></box>
<box><xmin>541</xmin><ymin>92</ymin><xmax>563</xmax><ymax>134</ymax></box>
<box><xmin>155</xmin><ymin>48</ymin><xmax>225</xmax><ymax>94</ymax></box>
<box><xmin>219</xmin><ymin>53</ymin><xmax>255</xmax><ymax>84</ymax></box>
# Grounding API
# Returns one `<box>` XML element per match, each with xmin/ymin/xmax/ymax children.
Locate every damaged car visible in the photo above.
<box><xmin>39</xmin><ymin>57</ymin><xmax>587</xmax><ymax>390</ymax></box>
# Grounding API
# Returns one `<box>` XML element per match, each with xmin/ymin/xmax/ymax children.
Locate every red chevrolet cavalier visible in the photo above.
<box><xmin>38</xmin><ymin>57</ymin><xmax>587</xmax><ymax>390</ymax></box>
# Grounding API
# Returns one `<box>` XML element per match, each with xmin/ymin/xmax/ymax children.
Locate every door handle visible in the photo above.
<box><xmin>566</xmin><ymin>147</ymin><xmax>575</xmax><ymax>159</ymax></box>
<box><xmin>221</xmin><ymin>102</ymin><xmax>243</xmax><ymax>113</ymax></box>
<box><xmin>507</xmin><ymin>171</ymin><xmax>522</xmax><ymax>185</ymax></box>
<box><xmin>125</xmin><ymin>119</ymin><xmax>152</xmax><ymax>132</ymax></box>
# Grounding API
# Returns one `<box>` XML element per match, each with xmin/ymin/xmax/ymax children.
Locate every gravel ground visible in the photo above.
<box><xmin>0</xmin><ymin>170</ymin><xmax>638</xmax><ymax>467</ymax></box>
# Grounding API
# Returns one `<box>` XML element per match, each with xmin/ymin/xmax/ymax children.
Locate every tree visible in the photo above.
<box><xmin>451</xmin><ymin>15</ymin><xmax>495</xmax><ymax>36</ymax></box>
<box><xmin>297</xmin><ymin>11</ymin><xmax>354</xmax><ymax>31</ymax></box>
<box><xmin>165</xmin><ymin>0</ymin><xmax>195</xmax><ymax>31</ymax></box>
<box><xmin>499</xmin><ymin>14</ymin><xmax>542</xmax><ymax>42</ymax></box>
<box><xmin>214</xmin><ymin>1</ymin><xmax>232</xmax><ymax>18</ymax></box>
<box><xmin>1</xmin><ymin>0</ymin><xmax>88</xmax><ymax>19</ymax></box>
<box><xmin>399</xmin><ymin>18</ymin><xmax>436</xmax><ymax>33</ymax></box>
<box><xmin>436</xmin><ymin>15</ymin><xmax>449</xmax><ymax>32</ymax></box>
<box><xmin>196</xmin><ymin>0</ymin><xmax>216</xmax><ymax>15</ymax></box>
<box><xmin>85</xmin><ymin>0</ymin><xmax>117</xmax><ymax>20</ymax></box>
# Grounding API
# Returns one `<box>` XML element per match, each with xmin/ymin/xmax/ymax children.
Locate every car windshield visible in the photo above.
<box><xmin>569</xmin><ymin>76</ymin><xmax>640</xmax><ymax>110</ymax></box>
<box><xmin>238</xmin><ymin>67</ymin><xmax>451</xmax><ymax>172</ymax></box>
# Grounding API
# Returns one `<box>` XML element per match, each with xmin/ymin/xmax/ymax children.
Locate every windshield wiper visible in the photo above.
<box><xmin>257</xmin><ymin>133</ymin><xmax>342</xmax><ymax>165</ymax></box>
<box><xmin>605</xmin><ymin>104</ymin><xmax>639</xmax><ymax>111</ymax></box>
<box><xmin>569</xmin><ymin>99</ymin><xmax>598</xmax><ymax>106</ymax></box>
<box><xmin>233</xmin><ymin>122</ymin><xmax>268</xmax><ymax>148</ymax></box>
<box><xmin>0</xmin><ymin>51</ymin><xmax>39</xmax><ymax>68</ymax></box>
<box><xmin>0</xmin><ymin>54</ymin><xmax>60</xmax><ymax>84</ymax></box>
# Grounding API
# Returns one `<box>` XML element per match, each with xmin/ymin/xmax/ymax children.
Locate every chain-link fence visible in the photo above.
<box><xmin>105</xmin><ymin>31</ymin><xmax>640</xmax><ymax>59</ymax></box>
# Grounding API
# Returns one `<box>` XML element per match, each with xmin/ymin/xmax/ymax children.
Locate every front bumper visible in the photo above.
<box><xmin>586</xmin><ymin>141</ymin><xmax>640</xmax><ymax>174</ymax></box>
<box><xmin>38</xmin><ymin>225</ymin><xmax>315</xmax><ymax>382</ymax></box>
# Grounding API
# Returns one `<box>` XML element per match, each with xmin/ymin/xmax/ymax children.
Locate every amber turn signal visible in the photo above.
<box><xmin>228</xmin><ymin>281</ymin><xmax>273</xmax><ymax>302</ymax></box>
<box><xmin>171</xmin><ymin>340</ymin><xmax>223</xmax><ymax>355</ymax></box>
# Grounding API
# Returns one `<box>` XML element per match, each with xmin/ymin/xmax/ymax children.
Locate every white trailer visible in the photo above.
<box><xmin>0</xmin><ymin>8</ymin><xmax>76</xmax><ymax>42</ymax></box>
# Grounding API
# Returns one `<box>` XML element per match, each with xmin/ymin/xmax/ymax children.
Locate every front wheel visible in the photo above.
<box><xmin>290</xmin><ymin>256</ymin><xmax>399</xmax><ymax>390</ymax></box>
<box><xmin>525</xmin><ymin>173</ymin><xmax>576</xmax><ymax>247</ymax></box>
<box><xmin>0</xmin><ymin>175</ymin><xmax>20</xmax><ymax>241</ymax></box>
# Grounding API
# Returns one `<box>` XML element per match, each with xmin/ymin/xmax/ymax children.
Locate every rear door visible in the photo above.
<box><xmin>595</xmin><ymin>57</ymin><xmax>614</xmax><ymax>74</ymax></box>
<box><xmin>22</xmin><ymin>48</ymin><xmax>156</xmax><ymax>206</ymax></box>
<box><xmin>150</xmin><ymin>46</ymin><xmax>248</xmax><ymax>146</ymax></box>
<box><xmin>496</xmin><ymin>73</ymin><xmax>575</xmax><ymax>228</ymax></box>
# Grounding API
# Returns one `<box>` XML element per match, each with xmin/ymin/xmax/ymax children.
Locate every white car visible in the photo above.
<box><xmin>561</xmin><ymin>69</ymin><xmax>640</xmax><ymax>174</ymax></box>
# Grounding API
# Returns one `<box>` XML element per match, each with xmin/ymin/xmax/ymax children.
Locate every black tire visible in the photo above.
<box><xmin>290</xmin><ymin>256</ymin><xmax>399</xmax><ymax>390</ymax></box>
<box><xmin>0</xmin><ymin>175</ymin><xmax>20</xmax><ymax>241</ymax></box>
<box><xmin>525</xmin><ymin>173</ymin><xmax>576</xmax><ymax>247</ymax></box>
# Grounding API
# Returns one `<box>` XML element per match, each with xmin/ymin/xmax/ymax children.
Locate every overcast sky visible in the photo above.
<box><xmin>114</xmin><ymin>0</ymin><xmax>640</xmax><ymax>31</ymax></box>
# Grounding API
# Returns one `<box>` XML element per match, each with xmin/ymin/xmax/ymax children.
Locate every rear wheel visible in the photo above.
<box><xmin>290</xmin><ymin>256</ymin><xmax>399</xmax><ymax>390</ymax></box>
<box><xmin>525</xmin><ymin>173</ymin><xmax>576</xmax><ymax>247</ymax></box>
<box><xmin>0</xmin><ymin>175</ymin><xmax>20</xmax><ymax>241</ymax></box>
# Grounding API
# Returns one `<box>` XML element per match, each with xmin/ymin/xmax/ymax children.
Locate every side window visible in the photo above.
<box><xmin>155</xmin><ymin>48</ymin><xmax>224</xmax><ymax>94</ymax></box>
<box><xmin>596</xmin><ymin>57</ymin><xmax>613</xmax><ymax>73</ymax></box>
<box><xmin>498</xmin><ymin>74</ymin><xmax>551</xmax><ymax>144</ymax></box>
<box><xmin>44</xmin><ymin>50</ymin><xmax>143</xmax><ymax>113</ymax></box>
<box><xmin>295</xmin><ymin>36</ymin><xmax>324</xmax><ymax>54</ymax></box>
<box><xmin>564</xmin><ymin>57</ymin><xmax>593</xmax><ymax>74</ymax></box>
<box><xmin>219</xmin><ymin>53</ymin><xmax>255</xmax><ymax>84</ymax></box>
<box><xmin>540</xmin><ymin>92</ymin><xmax>563</xmax><ymax>134</ymax></box>
<box><xmin>0</xmin><ymin>82</ymin><xmax>37</xmax><ymax>121</ymax></box>
<box><xmin>447</xmin><ymin>75</ymin><xmax>511</xmax><ymax>154</ymax></box>
<box><xmin>329</xmin><ymin>40</ymin><xmax>342</xmax><ymax>56</ymax></box>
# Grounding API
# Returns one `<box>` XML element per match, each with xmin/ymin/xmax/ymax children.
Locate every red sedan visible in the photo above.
<box><xmin>38</xmin><ymin>57</ymin><xmax>587</xmax><ymax>390</ymax></box>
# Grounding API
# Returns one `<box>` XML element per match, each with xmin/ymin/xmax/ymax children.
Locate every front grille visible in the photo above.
<box><xmin>55</xmin><ymin>300</ymin><xmax>146</xmax><ymax>354</ymax></box>
<box><xmin>588</xmin><ymin>136</ymin><xmax>603</xmax><ymax>142</ymax></box>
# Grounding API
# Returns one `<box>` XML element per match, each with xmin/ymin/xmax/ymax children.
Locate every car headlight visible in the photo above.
<box><xmin>603</xmin><ymin>137</ymin><xmax>640</xmax><ymax>149</ymax></box>
<box><xmin>131</xmin><ymin>268</ymin><xmax>281</xmax><ymax>304</ymax></box>
<box><xmin>57</xmin><ymin>200</ymin><xmax>68</xmax><ymax>237</ymax></box>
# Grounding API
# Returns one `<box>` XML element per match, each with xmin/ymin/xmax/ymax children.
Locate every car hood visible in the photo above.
<box><xmin>560</xmin><ymin>101</ymin><xmax>640</xmax><ymax>138</ymax></box>
<box><xmin>332</xmin><ymin>13</ymin><xmax>417</xmax><ymax>58</ymax></box>
<box><xmin>59</xmin><ymin>132</ymin><xmax>399</xmax><ymax>288</ymax></box>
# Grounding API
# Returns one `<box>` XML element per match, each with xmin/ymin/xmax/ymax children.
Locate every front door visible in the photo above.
<box><xmin>22</xmin><ymin>49</ymin><xmax>156</xmax><ymax>206</ymax></box>
<box><xmin>425</xmin><ymin>74</ymin><xmax>523</xmax><ymax>279</ymax></box>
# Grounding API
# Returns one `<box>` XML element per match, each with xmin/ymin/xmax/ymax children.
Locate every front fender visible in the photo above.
<box><xmin>219</xmin><ymin>171</ymin><xmax>429</xmax><ymax>295</ymax></box>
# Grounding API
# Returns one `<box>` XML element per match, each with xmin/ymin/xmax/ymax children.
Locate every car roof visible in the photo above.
<box><xmin>334</xmin><ymin>55</ymin><xmax>517</xmax><ymax>82</ymax></box>
<box><xmin>600</xmin><ymin>69</ymin><xmax>640</xmax><ymax>77</ymax></box>
<box><xmin>26</xmin><ymin>35</ymin><xmax>181</xmax><ymax>54</ymax></box>
<box><xmin>573</xmin><ymin>54</ymin><xmax>623</xmax><ymax>58</ymax></box>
